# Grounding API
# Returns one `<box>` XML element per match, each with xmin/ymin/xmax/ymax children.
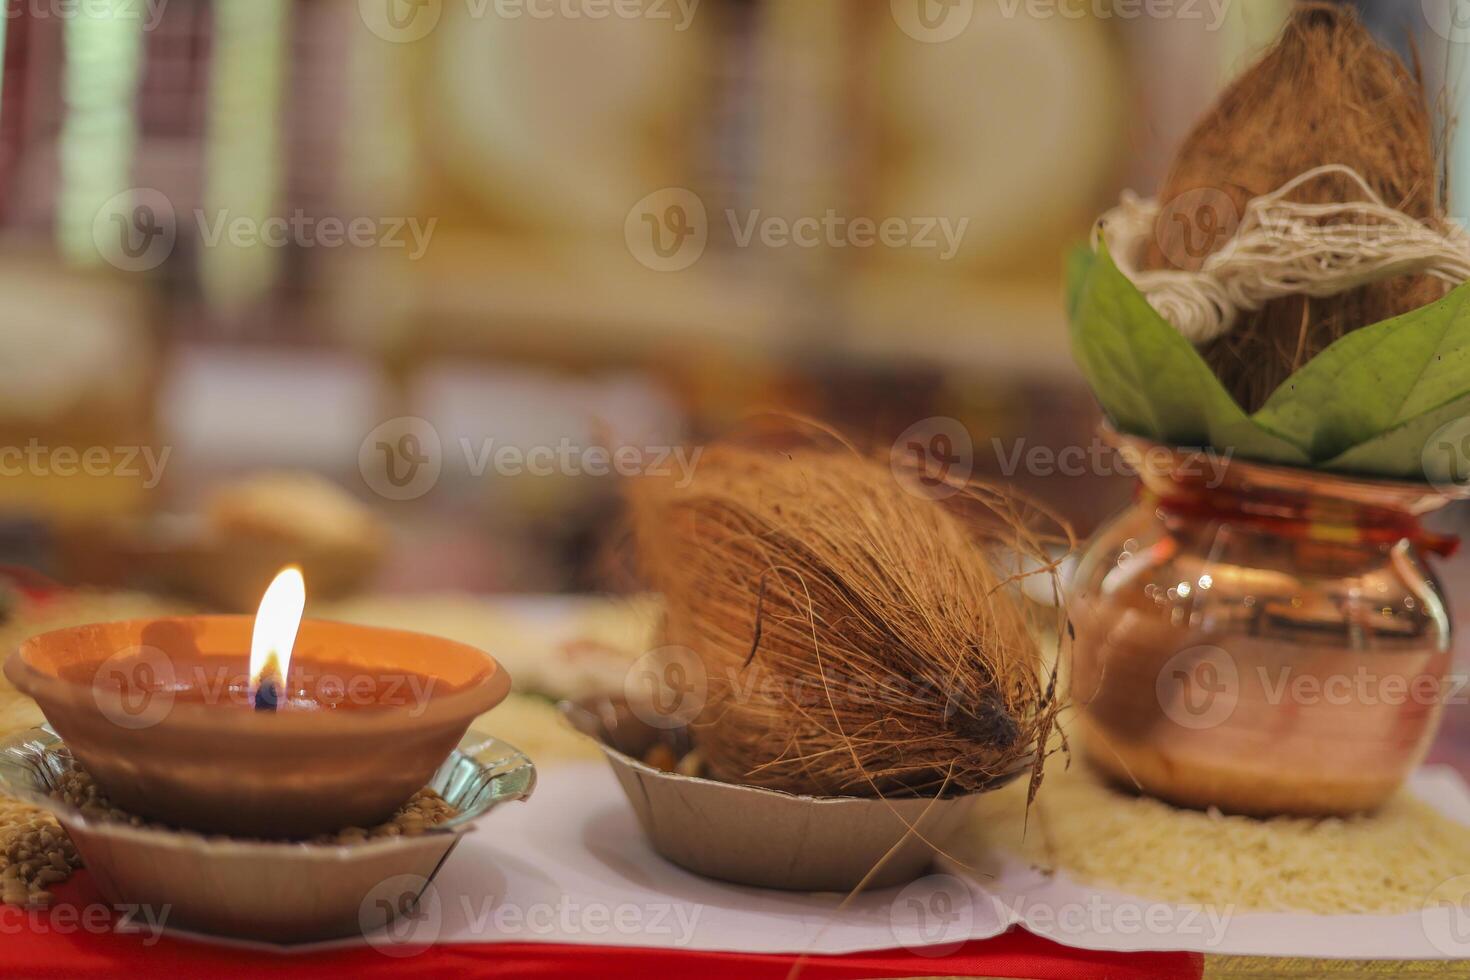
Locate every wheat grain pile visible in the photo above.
<box><xmin>967</xmin><ymin>760</ymin><xmax>1470</xmax><ymax>915</ymax></box>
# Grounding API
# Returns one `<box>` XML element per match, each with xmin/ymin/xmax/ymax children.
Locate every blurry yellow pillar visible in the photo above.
<box><xmin>201</xmin><ymin>0</ymin><xmax>289</xmax><ymax>316</ymax></box>
<box><xmin>56</xmin><ymin>2</ymin><xmax>145</xmax><ymax>267</ymax></box>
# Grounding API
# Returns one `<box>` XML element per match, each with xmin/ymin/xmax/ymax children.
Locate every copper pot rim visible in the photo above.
<box><xmin>1102</xmin><ymin>425</ymin><xmax>1470</xmax><ymax>516</ymax></box>
<box><xmin>5</xmin><ymin>616</ymin><xmax>512</xmax><ymax>733</ymax></box>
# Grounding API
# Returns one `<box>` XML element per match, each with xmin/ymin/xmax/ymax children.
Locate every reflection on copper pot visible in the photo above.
<box><xmin>1071</xmin><ymin>430</ymin><xmax>1464</xmax><ymax>817</ymax></box>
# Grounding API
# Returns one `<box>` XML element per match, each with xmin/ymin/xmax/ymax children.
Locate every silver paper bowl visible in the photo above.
<box><xmin>562</xmin><ymin>697</ymin><xmax>1028</xmax><ymax>892</ymax></box>
<box><xmin>0</xmin><ymin>726</ymin><xmax>535</xmax><ymax>944</ymax></box>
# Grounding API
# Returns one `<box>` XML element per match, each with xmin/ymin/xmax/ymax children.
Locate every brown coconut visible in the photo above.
<box><xmin>1144</xmin><ymin>1</ymin><xmax>1447</xmax><ymax>411</ymax></box>
<box><xmin>630</xmin><ymin>444</ymin><xmax>1067</xmax><ymax>798</ymax></box>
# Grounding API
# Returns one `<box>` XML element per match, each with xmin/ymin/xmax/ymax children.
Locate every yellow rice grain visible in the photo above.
<box><xmin>964</xmin><ymin>760</ymin><xmax>1470</xmax><ymax>915</ymax></box>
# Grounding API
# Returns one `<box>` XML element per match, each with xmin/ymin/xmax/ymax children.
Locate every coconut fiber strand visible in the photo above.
<box><xmin>1144</xmin><ymin>1</ymin><xmax>1447</xmax><ymax>412</ymax></box>
<box><xmin>630</xmin><ymin>445</ymin><xmax>1065</xmax><ymax>799</ymax></box>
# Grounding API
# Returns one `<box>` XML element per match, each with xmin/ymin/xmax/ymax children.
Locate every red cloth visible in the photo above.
<box><xmin>0</xmin><ymin>873</ymin><xmax>1202</xmax><ymax>980</ymax></box>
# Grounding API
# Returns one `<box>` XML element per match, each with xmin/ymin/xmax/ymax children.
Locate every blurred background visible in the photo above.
<box><xmin>0</xmin><ymin>0</ymin><xmax>1463</xmax><ymax>608</ymax></box>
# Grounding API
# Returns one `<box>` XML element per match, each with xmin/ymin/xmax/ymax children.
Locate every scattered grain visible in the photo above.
<box><xmin>0</xmin><ymin>798</ymin><xmax>80</xmax><ymax>908</ymax></box>
<box><xmin>963</xmin><ymin>759</ymin><xmax>1470</xmax><ymax>915</ymax></box>
<box><xmin>45</xmin><ymin>767</ymin><xmax>459</xmax><ymax>847</ymax></box>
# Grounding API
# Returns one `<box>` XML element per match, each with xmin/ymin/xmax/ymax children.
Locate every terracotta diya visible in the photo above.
<box><xmin>4</xmin><ymin>567</ymin><xmax>512</xmax><ymax>838</ymax></box>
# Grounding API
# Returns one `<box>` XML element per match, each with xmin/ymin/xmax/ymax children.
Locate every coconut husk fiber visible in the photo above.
<box><xmin>629</xmin><ymin>443</ymin><xmax>1069</xmax><ymax>799</ymax></box>
<box><xmin>1144</xmin><ymin>1</ymin><xmax>1448</xmax><ymax>412</ymax></box>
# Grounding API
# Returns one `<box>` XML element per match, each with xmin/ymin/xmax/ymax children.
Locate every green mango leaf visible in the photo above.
<box><xmin>1323</xmin><ymin>390</ymin><xmax>1470</xmax><ymax>480</ymax></box>
<box><xmin>1065</xmin><ymin>245</ymin><xmax>1095</xmax><ymax>320</ymax></box>
<box><xmin>1068</xmin><ymin>245</ymin><xmax>1309</xmax><ymax>465</ymax></box>
<box><xmin>1067</xmin><ymin>241</ymin><xmax>1470</xmax><ymax>481</ymax></box>
<box><xmin>1253</xmin><ymin>282</ymin><xmax>1470</xmax><ymax>461</ymax></box>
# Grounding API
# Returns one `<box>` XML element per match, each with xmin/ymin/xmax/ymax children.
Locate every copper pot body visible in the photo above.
<box><xmin>1071</xmin><ymin>432</ymin><xmax>1461</xmax><ymax>817</ymax></box>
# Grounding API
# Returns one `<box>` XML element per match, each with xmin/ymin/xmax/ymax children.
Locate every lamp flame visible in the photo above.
<box><xmin>249</xmin><ymin>566</ymin><xmax>305</xmax><ymax>708</ymax></box>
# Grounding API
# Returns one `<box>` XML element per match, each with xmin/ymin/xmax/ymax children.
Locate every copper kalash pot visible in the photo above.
<box><xmin>1071</xmin><ymin>430</ymin><xmax>1464</xmax><ymax>816</ymax></box>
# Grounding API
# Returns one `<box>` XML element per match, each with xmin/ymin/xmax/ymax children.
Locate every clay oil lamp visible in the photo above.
<box><xmin>4</xmin><ymin>566</ymin><xmax>513</xmax><ymax>838</ymax></box>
